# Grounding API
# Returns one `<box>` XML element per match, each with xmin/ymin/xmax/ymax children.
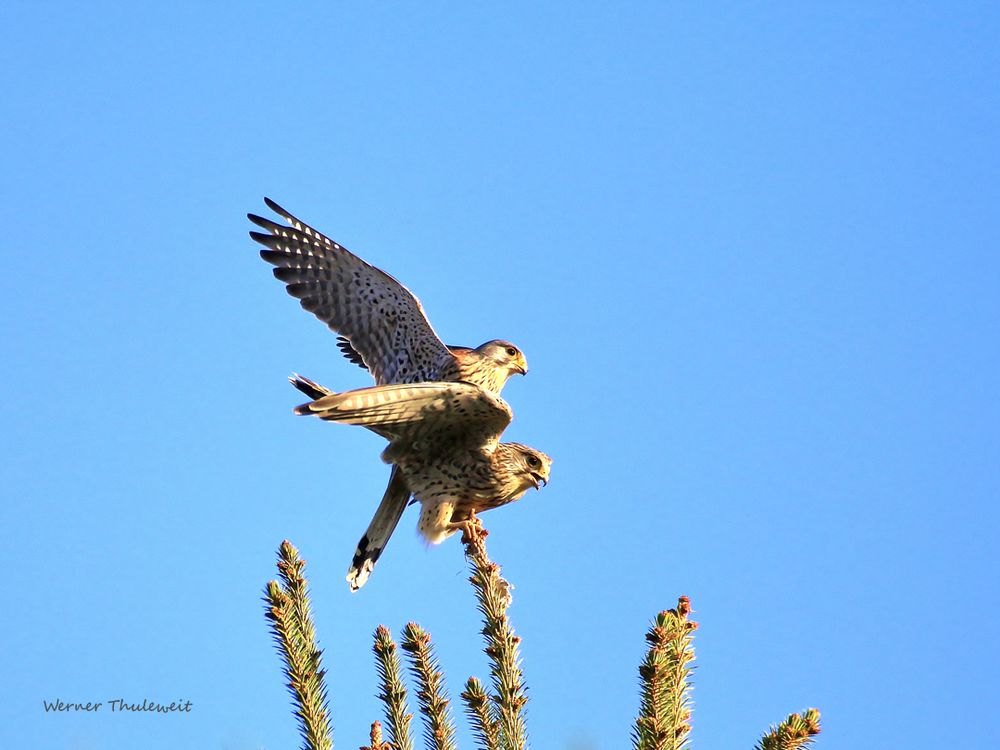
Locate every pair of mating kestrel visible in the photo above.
<box><xmin>249</xmin><ymin>199</ymin><xmax>551</xmax><ymax>590</ymax></box>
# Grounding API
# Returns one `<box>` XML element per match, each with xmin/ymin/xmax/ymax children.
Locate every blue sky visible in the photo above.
<box><xmin>2</xmin><ymin>2</ymin><xmax>998</xmax><ymax>749</ymax></box>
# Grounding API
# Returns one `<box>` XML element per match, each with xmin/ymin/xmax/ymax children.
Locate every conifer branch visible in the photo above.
<box><xmin>755</xmin><ymin>708</ymin><xmax>822</xmax><ymax>750</ymax></box>
<box><xmin>373</xmin><ymin>624</ymin><xmax>415</xmax><ymax>750</ymax></box>
<box><xmin>261</xmin><ymin>539</ymin><xmax>821</xmax><ymax>750</ymax></box>
<box><xmin>633</xmin><ymin>595</ymin><xmax>697</xmax><ymax>750</ymax></box>
<box><xmin>263</xmin><ymin>540</ymin><xmax>333</xmax><ymax>750</ymax></box>
<box><xmin>463</xmin><ymin>530</ymin><xmax>529</xmax><ymax>750</ymax></box>
<box><xmin>461</xmin><ymin>676</ymin><xmax>501</xmax><ymax>750</ymax></box>
<box><xmin>400</xmin><ymin>622</ymin><xmax>458</xmax><ymax>750</ymax></box>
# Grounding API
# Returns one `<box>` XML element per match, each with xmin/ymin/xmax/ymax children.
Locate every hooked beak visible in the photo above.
<box><xmin>529</xmin><ymin>472</ymin><xmax>547</xmax><ymax>489</ymax></box>
<box><xmin>515</xmin><ymin>365</ymin><xmax>528</xmax><ymax>376</ymax></box>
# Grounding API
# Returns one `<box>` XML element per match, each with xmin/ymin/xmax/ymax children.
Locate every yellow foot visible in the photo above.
<box><xmin>460</xmin><ymin>514</ymin><xmax>489</xmax><ymax>544</ymax></box>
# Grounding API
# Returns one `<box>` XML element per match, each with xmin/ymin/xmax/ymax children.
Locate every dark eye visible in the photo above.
<box><xmin>526</xmin><ymin>455</ymin><xmax>540</xmax><ymax>467</ymax></box>
<box><xmin>505</xmin><ymin>347</ymin><xmax>517</xmax><ymax>357</ymax></box>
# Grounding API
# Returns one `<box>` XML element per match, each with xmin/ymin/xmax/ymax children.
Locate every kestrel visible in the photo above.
<box><xmin>294</xmin><ymin>381</ymin><xmax>551</xmax><ymax>544</ymax></box>
<box><xmin>248</xmin><ymin>198</ymin><xmax>528</xmax><ymax>390</ymax></box>
<box><xmin>249</xmin><ymin>198</ymin><xmax>529</xmax><ymax>588</ymax></box>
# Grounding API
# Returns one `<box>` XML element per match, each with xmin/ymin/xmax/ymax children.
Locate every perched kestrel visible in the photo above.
<box><xmin>248</xmin><ymin>199</ymin><xmax>529</xmax><ymax>589</ymax></box>
<box><xmin>294</xmin><ymin>381</ymin><xmax>551</xmax><ymax>544</ymax></box>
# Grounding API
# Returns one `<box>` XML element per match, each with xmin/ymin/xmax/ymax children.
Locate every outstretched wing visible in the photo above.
<box><xmin>294</xmin><ymin>381</ymin><xmax>512</xmax><ymax>453</ymax></box>
<box><xmin>249</xmin><ymin>198</ymin><xmax>458</xmax><ymax>385</ymax></box>
<box><xmin>336</xmin><ymin>335</ymin><xmax>369</xmax><ymax>371</ymax></box>
<box><xmin>336</xmin><ymin>334</ymin><xmax>469</xmax><ymax>374</ymax></box>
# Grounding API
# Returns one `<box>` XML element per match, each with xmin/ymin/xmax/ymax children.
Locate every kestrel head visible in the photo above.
<box><xmin>476</xmin><ymin>339</ymin><xmax>528</xmax><ymax>376</ymax></box>
<box><xmin>501</xmin><ymin>442</ymin><xmax>552</xmax><ymax>493</ymax></box>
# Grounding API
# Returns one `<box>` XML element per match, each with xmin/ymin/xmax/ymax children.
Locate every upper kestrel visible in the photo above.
<box><xmin>249</xmin><ymin>198</ymin><xmax>530</xmax><ymax>589</ymax></box>
<box><xmin>294</xmin><ymin>381</ymin><xmax>552</xmax><ymax>544</ymax></box>
<box><xmin>248</xmin><ymin>198</ymin><xmax>528</xmax><ymax>391</ymax></box>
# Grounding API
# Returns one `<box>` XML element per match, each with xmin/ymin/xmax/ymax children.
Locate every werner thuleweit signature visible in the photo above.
<box><xmin>43</xmin><ymin>698</ymin><xmax>192</xmax><ymax>714</ymax></box>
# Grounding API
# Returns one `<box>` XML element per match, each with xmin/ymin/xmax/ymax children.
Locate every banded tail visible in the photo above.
<box><xmin>288</xmin><ymin>375</ymin><xmax>412</xmax><ymax>591</ymax></box>
<box><xmin>289</xmin><ymin>373</ymin><xmax>332</xmax><ymax>400</ymax></box>
<box><xmin>346</xmin><ymin>465</ymin><xmax>411</xmax><ymax>591</ymax></box>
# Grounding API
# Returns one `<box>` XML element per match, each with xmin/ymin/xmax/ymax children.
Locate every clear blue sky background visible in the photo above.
<box><xmin>2</xmin><ymin>3</ymin><xmax>997</xmax><ymax>749</ymax></box>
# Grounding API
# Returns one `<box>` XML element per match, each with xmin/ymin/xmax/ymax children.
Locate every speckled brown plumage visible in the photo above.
<box><xmin>250</xmin><ymin>199</ymin><xmax>530</xmax><ymax>590</ymax></box>
<box><xmin>295</xmin><ymin>381</ymin><xmax>552</xmax><ymax>544</ymax></box>
<box><xmin>249</xmin><ymin>198</ymin><xmax>528</xmax><ymax>388</ymax></box>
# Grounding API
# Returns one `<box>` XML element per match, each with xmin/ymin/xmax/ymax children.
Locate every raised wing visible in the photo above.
<box><xmin>249</xmin><ymin>198</ymin><xmax>457</xmax><ymax>385</ymax></box>
<box><xmin>336</xmin><ymin>335</ymin><xmax>369</xmax><ymax>370</ymax></box>
<box><xmin>294</xmin><ymin>381</ymin><xmax>512</xmax><ymax>453</ymax></box>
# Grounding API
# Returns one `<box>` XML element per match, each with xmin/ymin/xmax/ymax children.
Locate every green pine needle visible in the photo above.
<box><xmin>263</xmin><ymin>540</ymin><xmax>333</xmax><ymax>750</ymax></box>
<box><xmin>461</xmin><ymin>676</ymin><xmax>501</xmax><ymax>750</ymax></box>
<box><xmin>373</xmin><ymin>624</ymin><xmax>415</xmax><ymax>750</ymax></box>
<box><xmin>463</xmin><ymin>532</ymin><xmax>529</xmax><ymax>750</ymax></box>
<box><xmin>755</xmin><ymin>708</ymin><xmax>822</xmax><ymax>750</ymax></box>
<box><xmin>401</xmin><ymin>622</ymin><xmax>458</xmax><ymax>750</ymax></box>
<box><xmin>632</xmin><ymin>596</ymin><xmax>697</xmax><ymax>750</ymax></box>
